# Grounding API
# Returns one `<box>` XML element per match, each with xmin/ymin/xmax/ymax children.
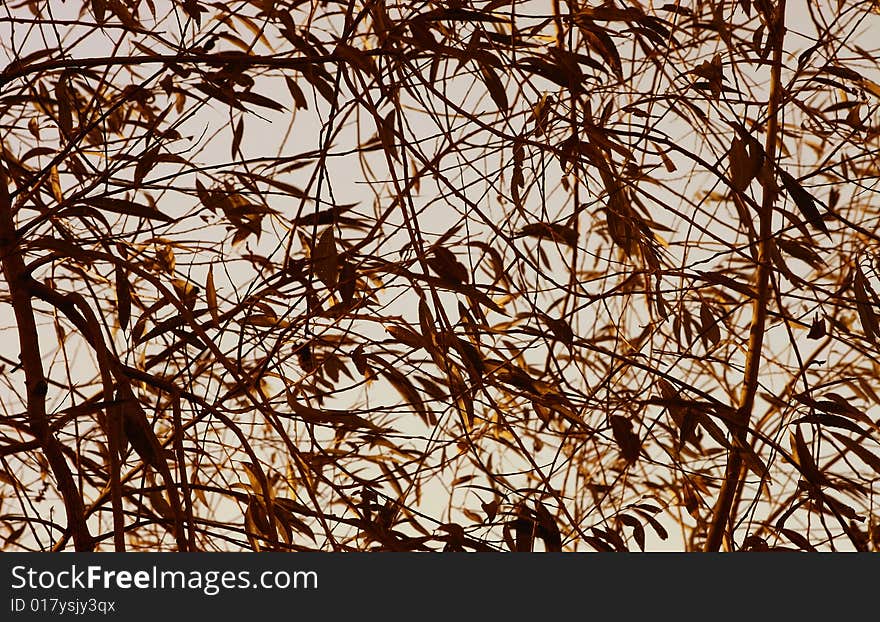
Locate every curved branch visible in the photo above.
<box><xmin>0</xmin><ymin>172</ymin><xmax>94</xmax><ymax>551</ymax></box>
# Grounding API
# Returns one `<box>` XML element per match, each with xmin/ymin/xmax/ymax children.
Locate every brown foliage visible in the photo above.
<box><xmin>1</xmin><ymin>0</ymin><xmax>880</xmax><ymax>552</ymax></box>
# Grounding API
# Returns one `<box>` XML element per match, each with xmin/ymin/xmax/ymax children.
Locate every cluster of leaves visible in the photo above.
<box><xmin>1</xmin><ymin>0</ymin><xmax>879</xmax><ymax>552</ymax></box>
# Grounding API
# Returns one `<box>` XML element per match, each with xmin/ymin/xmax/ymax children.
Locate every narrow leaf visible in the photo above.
<box><xmin>118</xmin><ymin>382</ymin><xmax>165</xmax><ymax>471</ymax></box>
<box><xmin>853</xmin><ymin>267</ymin><xmax>879</xmax><ymax>342</ymax></box>
<box><xmin>789</xmin><ymin>426</ymin><xmax>821</xmax><ymax>483</ymax></box>
<box><xmin>618</xmin><ymin>514</ymin><xmax>646</xmax><ymax>551</ymax></box>
<box><xmin>116</xmin><ymin>266</ymin><xmax>131</xmax><ymax>330</ymax></box>
<box><xmin>88</xmin><ymin>197</ymin><xmax>173</xmax><ymax>222</ymax></box>
<box><xmin>728</xmin><ymin>137</ymin><xmax>753</xmax><ymax>191</ymax></box>
<box><xmin>481</xmin><ymin>65</ymin><xmax>508</xmax><ymax>110</ymax></box>
<box><xmin>206</xmin><ymin>264</ymin><xmax>219</xmax><ymax>323</ymax></box>
<box><xmin>699</xmin><ymin>302</ymin><xmax>721</xmax><ymax>348</ymax></box>
<box><xmin>313</xmin><ymin>226</ymin><xmax>339</xmax><ymax>289</ymax></box>
<box><xmin>830</xmin><ymin>432</ymin><xmax>880</xmax><ymax>475</ymax></box>
<box><xmin>285</xmin><ymin>76</ymin><xmax>308</xmax><ymax>110</ymax></box>
<box><xmin>779</xmin><ymin>169</ymin><xmax>829</xmax><ymax>235</ymax></box>
<box><xmin>231</xmin><ymin>116</ymin><xmax>244</xmax><ymax>159</ymax></box>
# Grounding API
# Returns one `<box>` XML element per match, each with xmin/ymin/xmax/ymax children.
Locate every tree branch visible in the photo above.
<box><xmin>0</xmin><ymin>171</ymin><xmax>94</xmax><ymax>551</ymax></box>
<box><xmin>705</xmin><ymin>1</ymin><xmax>788</xmax><ymax>552</ymax></box>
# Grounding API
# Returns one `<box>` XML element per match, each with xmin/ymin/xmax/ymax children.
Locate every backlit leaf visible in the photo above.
<box><xmin>88</xmin><ymin>197</ymin><xmax>173</xmax><ymax>222</ymax></box>
<box><xmin>779</xmin><ymin>169</ymin><xmax>829</xmax><ymax>236</ymax></box>
<box><xmin>313</xmin><ymin>227</ymin><xmax>339</xmax><ymax>289</ymax></box>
